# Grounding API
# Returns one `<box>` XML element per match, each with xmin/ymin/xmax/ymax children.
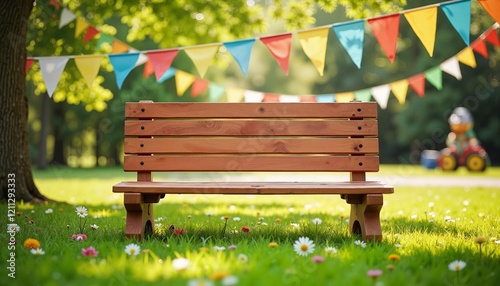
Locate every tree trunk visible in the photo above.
<box><xmin>0</xmin><ymin>0</ymin><xmax>49</xmax><ymax>202</ymax></box>
<box><xmin>51</xmin><ymin>102</ymin><xmax>67</xmax><ymax>166</ymax></box>
<box><xmin>36</xmin><ymin>93</ymin><xmax>50</xmax><ymax>169</ymax></box>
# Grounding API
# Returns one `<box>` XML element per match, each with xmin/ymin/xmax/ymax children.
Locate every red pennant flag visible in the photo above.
<box><xmin>191</xmin><ymin>78</ymin><xmax>210</xmax><ymax>97</ymax></box>
<box><xmin>409</xmin><ymin>74</ymin><xmax>425</xmax><ymax>97</ymax></box>
<box><xmin>260</xmin><ymin>34</ymin><xmax>292</xmax><ymax>75</ymax></box>
<box><xmin>143</xmin><ymin>60</ymin><xmax>154</xmax><ymax>78</ymax></box>
<box><xmin>485</xmin><ymin>29</ymin><xmax>500</xmax><ymax>47</ymax></box>
<box><xmin>368</xmin><ymin>14</ymin><xmax>400</xmax><ymax>63</ymax></box>
<box><xmin>83</xmin><ymin>26</ymin><xmax>99</xmax><ymax>43</ymax></box>
<box><xmin>263</xmin><ymin>93</ymin><xmax>280</xmax><ymax>102</ymax></box>
<box><xmin>471</xmin><ymin>39</ymin><xmax>488</xmax><ymax>59</ymax></box>
<box><xmin>300</xmin><ymin>96</ymin><xmax>317</xmax><ymax>102</ymax></box>
<box><xmin>146</xmin><ymin>50</ymin><xmax>179</xmax><ymax>81</ymax></box>
<box><xmin>50</xmin><ymin>0</ymin><xmax>61</xmax><ymax>10</ymax></box>
<box><xmin>26</xmin><ymin>58</ymin><xmax>34</xmax><ymax>73</ymax></box>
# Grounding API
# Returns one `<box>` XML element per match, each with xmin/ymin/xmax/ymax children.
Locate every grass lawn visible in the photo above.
<box><xmin>1</xmin><ymin>165</ymin><xmax>499</xmax><ymax>285</ymax></box>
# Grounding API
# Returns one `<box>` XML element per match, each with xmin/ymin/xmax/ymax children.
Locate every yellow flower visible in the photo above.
<box><xmin>210</xmin><ymin>271</ymin><xmax>228</xmax><ymax>281</ymax></box>
<box><xmin>388</xmin><ymin>254</ymin><xmax>400</xmax><ymax>261</ymax></box>
<box><xmin>474</xmin><ymin>236</ymin><xmax>487</xmax><ymax>244</ymax></box>
<box><xmin>199</xmin><ymin>247</ymin><xmax>209</xmax><ymax>252</ymax></box>
<box><xmin>268</xmin><ymin>242</ymin><xmax>279</xmax><ymax>248</ymax></box>
<box><xmin>24</xmin><ymin>238</ymin><xmax>41</xmax><ymax>250</ymax></box>
<box><xmin>275</xmin><ymin>218</ymin><xmax>282</xmax><ymax>223</ymax></box>
<box><xmin>224</xmin><ymin>216</ymin><xmax>229</xmax><ymax>220</ymax></box>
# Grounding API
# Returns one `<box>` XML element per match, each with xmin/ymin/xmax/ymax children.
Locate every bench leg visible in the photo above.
<box><xmin>123</xmin><ymin>193</ymin><xmax>155</xmax><ymax>241</ymax></box>
<box><xmin>347</xmin><ymin>194</ymin><xmax>384</xmax><ymax>242</ymax></box>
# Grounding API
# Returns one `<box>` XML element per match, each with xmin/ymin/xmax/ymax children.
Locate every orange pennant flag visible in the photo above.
<box><xmin>409</xmin><ymin>74</ymin><xmax>425</xmax><ymax>97</ymax></box>
<box><xmin>184</xmin><ymin>44</ymin><xmax>220</xmax><ymax>77</ymax></box>
<box><xmin>478</xmin><ymin>0</ymin><xmax>500</xmax><ymax>24</ymax></box>
<box><xmin>471</xmin><ymin>39</ymin><xmax>488</xmax><ymax>59</ymax></box>
<box><xmin>83</xmin><ymin>26</ymin><xmax>100</xmax><ymax>43</ymax></box>
<box><xmin>111</xmin><ymin>40</ymin><xmax>129</xmax><ymax>54</ymax></box>
<box><xmin>404</xmin><ymin>7</ymin><xmax>437</xmax><ymax>57</ymax></box>
<box><xmin>191</xmin><ymin>78</ymin><xmax>209</xmax><ymax>97</ymax></box>
<box><xmin>75</xmin><ymin>18</ymin><xmax>89</xmax><ymax>37</ymax></box>
<box><xmin>456</xmin><ymin>47</ymin><xmax>477</xmax><ymax>68</ymax></box>
<box><xmin>368</xmin><ymin>14</ymin><xmax>400</xmax><ymax>63</ymax></box>
<box><xmin>143</xmin><ymin>60</ymin><xmax>154</xmax><ymax>78</ymax></box>
<box><xmin>260</xmin><ymin>34</ymin><xmax>292</xmax><ymax>75</ymax></box>
<box><xmin>147</xmin><ymin>49</ymin><xmax>179</xmax><ymax>81</ymax></box>
<box><xmin>263</xmin><ymin>93</ymin><xmax>280</xmax><ymax>102</ymax></box>
<box><xmin>297</xmin><ymin>28</ymin><xmax>329</xmax><ymax>76</ymax></box>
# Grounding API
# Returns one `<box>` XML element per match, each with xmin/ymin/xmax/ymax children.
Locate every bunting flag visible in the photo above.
<box><xmin>390</xmin><ymin>79</ymin><xmax>409</xmax><ymax>104</ymax></box>
<box><xmin>108</xmin><ymin>53</ymin><xmax>139</xmax><ymax>89</ymax></box>
<box><xmin>439</xmin><ymin>57</ymin><xmax>462</xmax><ymax>80</ymax></box>
<box><xmin>367</xmin><ymin>14</ymin><xmax>400</xmax><ymax>63</ymax></box>
<box><xmin>158</xmin><ymin>68</ymin><xmax>176</xmax><ymax>83</ymax></box>
<box><xmin>300</xmin><ymin>96</ymin><xmax>317</xmax><ymax>102</ymax></box>
<box><xmin>130</xmin><ymin>48</ymin><xmax>149</xmax><ymax>67</ymax></box>
<box><xmin>316</xmin><ymin>94</ymin><xmax>335</xmax><ymax>102</ymax></box>
<box><xmin>175</xmin><ymin>70</ymin><xmax>196</xmax><ymax>96</ymax></box>
<box><xmin>184</xmin><ymin>44</ymin><xmax>220</xmax><ymax>77</ymax></box>
<box><xmin>263</xmin><ymin>93</ymin><xmax>280</xmax><ymax>102</ymax></box>
<box><xmin>75</xmin><ymin>18</ymin><xmax>89</xmax><ymax>37</ymax></box>
<box><xmin>485</xmin><ymin>28</ymin><xmax>500</xmax><ymax>46</ymax></box>
<box><xmin>280</xmin><ymin>94</ymin><xmax>301</xmax><ymax>102</ymax></box>
<box><xmin>26</xmin><ymin>58</ymin><xmax>34</xmax><ymax>73</ymax></box>
<box><xmin>441</xmin><ymin>0</ymin><xmax>471</xmax><ymax>45</ymax></box>
<box><xmin>82</xmin><ymin>26</ymin><xmax>99</xmax><ymax>43</ymax></box>
<box><xmin>424</xmin><ymin>67</ymin><xmax>443</xmax><ymax>90</ymax></box>
<box><xmin>208</xmin><ymin>83</ymin><xmax>226</xmax><ymax>102</ymax></box>
<box><xmin>244</xmin><ymin>90</ymin><xmax>264</xmax><ymax>102</ymax></box>
<box><xmin>59</xmin><ymin>8</ymin><xmax>76</xmax><ymax>28</ymax></box>
<box><xmin>191</xmin><ymin>78</ymin><xmax>210</xmax><ymax>97</ymax></box>
<box><xmin>260</xmin><ymin>34</ymin><xmax>292</xmax><ymax>75</ymax></box>
<box><xmin>471</xmin><ymin>39</ymin><xmax>488</xmax><ymax>59</ymax></box>
<box><xmin>370</xmin><ymin>84</ymin><xmax>391</xmax><ymax>109</ymax></box>
<box><xmin>456</xmin><ymin>47</ymin><xmax>477</xmax><ymax>68</ymax></box>
<box><xmin>335</xmin><ymin>92</ymin><xmax>355</xmax><ymax>102</ymax></box>
<box><xmin>39</xmin><ymin>57</ymin><xmax>70</xmax><ymax>97</ymax></box>
<box><xmin>74</xmin><ymin>55</ymin><xmax>103</xmax><ymax>89</ymax></box>
<box><xmin>224</xmin><ymin>39</ymin><xmax>255</xmax><ymax>77</ymax></box>
<box><xmin>227</xmin><ymin>87</ymin><xmax>245</xmax><ymax>102</ymax></box>
<box><xmin>354</xmin><ymin>89</ymin><xmax>371</xmax><ymax>101</ymax></box>
<box><xmin>404</xmin><ymin>7</ymin><xmax>438</xmax><ymax>57</ymax></box>
<box><xmin>478</xmin><ymin>0</ymin><xmax>500</xmax><ymax>24</ymax></box>
<box><xmin>146</xmin><ymin>50</ymin><xmax>179</xmax><ymax>81</ymax></box>
<box><xmin>332</xmin><ymin>20</ymin><xmax>365</xmax><ymax>69</ymax></box>
<box><xmin>111</xmin><ymin>40</ymin><xmax>129</xmax><ymax>54</ymax></box>
<box><xmin>408</xmin><ymin>74</ymin><xmax>426</xmax><ymax>97</ymax></box>
<box><xmin>97</xmin><ymin>34</ymin><xmax>113</xmax><ymax>49</ymax></box>
<box><xmin>297</xmin><ymin>27</ymin><xmax>329</xmax><ymax>76</ymax></box>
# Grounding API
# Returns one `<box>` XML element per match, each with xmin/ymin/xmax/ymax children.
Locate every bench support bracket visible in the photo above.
<box><xmin>123</xmin><ymin>193</ymin><xmax>159</xmax><ymax>240</ymax></box>
<box><xmin>346</xmin><ymin>194</ymin><xmax>383</xmax><ymax>242</ymax></box>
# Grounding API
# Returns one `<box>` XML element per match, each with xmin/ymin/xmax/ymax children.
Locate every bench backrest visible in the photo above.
<box><xmin>123</xmin><ymin>101</ymin><xmax>379</xmax><ymax>181</ymax></box>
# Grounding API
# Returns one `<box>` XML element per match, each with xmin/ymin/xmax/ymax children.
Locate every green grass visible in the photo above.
<box><xmin>1</xmin><ymin>166</ymin><xmax>499</xmax><ymax>285</ymax></box>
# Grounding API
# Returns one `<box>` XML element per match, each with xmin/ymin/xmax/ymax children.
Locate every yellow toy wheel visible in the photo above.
<box><xmin>440</xmin><ymin>154</ymin><xmax>458</xmax><ymax>171</ymax></box>
<box><xmin>466</xmin><ymin>153</ymin><xmax>486</xmax><ymax>172</ymax></box>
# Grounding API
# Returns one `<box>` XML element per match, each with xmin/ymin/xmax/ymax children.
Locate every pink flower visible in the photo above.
<box><xmin>367</xmin><ymin>269</ymin><xmax>383</xmax><ymax>278</ymax></box>
<box><xmin>173</xmin><ymin>228</ymin><xmax>185</xmax><ymax>236</ymax></box>
<box><xmin>81</xmin><ymin>246</ymin><xmax>99</xmax><ymax>257</ymax></box>
<box><xmin>241</xmin><ymin>226</ymin><xmax>250</xmax><ymax>233</ymax></box>
<box><xmin>228</xmin><ymin>245</ymin><xmax>237</xmax><ymax>250</ymax></box>
<box><xmin>312</xmin><ymin>255</ymin><xmax>325</xmax><ymax>263</ymax></box>
<box><xmin>72</xmin><ymin>234</ymin><xmax>87</xmax><ymax>241</ymax></box>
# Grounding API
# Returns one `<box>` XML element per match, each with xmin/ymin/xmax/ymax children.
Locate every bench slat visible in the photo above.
<box><xmin>124</xmin><ymin>138</ymin><xmax>379</xmax><ymax>154</ymax></box>
<box><xmin>124</xmin><ymin>120</ymin><xmax>378</xmax><ymax>136</ymax></box>
<box><xmin>123</xmin><ymin>155</ymin><xmax>379</xmax><ymax>172</ymax></box>
<box><xmin>113</xmin><ymin>181</ymin><xmax>394</xmax><ymax>194</ymax></box>
<box><xmin>125</xmin><ymin>102</ymin><xmax>377</xmax><ymax>119</ymax></box>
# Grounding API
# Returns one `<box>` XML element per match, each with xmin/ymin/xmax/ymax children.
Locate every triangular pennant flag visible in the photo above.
<box><xmin>316</xmin><ymin>94</ymin><xmax>335</xmax><ymax>102</ymax></box>
<box><xmin>158</xmin><ymin>68</ymin><xmax>176</xmax><ymax>83</ymax></box>
<box><xmin>75</xmin><ymin>18</ymin><xmax>89</xmax><ymax>38</ymax></box>
<box><xmin>390</xmin><ymin>79</ymin><xmax>409</xmax><ymax>104</ymax></box>
<box><xmin>223</xmin><ymin>39</ymin><xmax>255</xmax><ymax>77</ymax></box>
<box><xmin>129</xmin><ymin>48</ymin><xmax>149</xmax><ymax>67</ymax></box>
<box><xmin>97</xmin><ymin>34</ymin><xmax>113</xmax><ymax>49</ymax></box>
<box><xmin>82</xmin><ymin>26</ymin><xmax>99</xmax><ymax>43</ymax></box>
<box><xmin>146</xmin><ymin>50</ymin><xmax>179</xmax><ymax>81</ymax></box>
<box><xmin>332</xmin><ymin>20</ymin><xmax>365</xmax><ymax>68</ymax></box>
<box><xmin>108</xmin><ymin>53</ymin><xmax>139</xmax><ymax>89</ymax></box>
<box><xmin>209</xmin><ymin>83</ymin><xmax>226</xmax><ymax>102</ymax></box>
<box><xmin>260</xmin><ymin>34</ymin><xmax>292</xmax><ymax>75</ymax></box>
<box><xmin>244</xmin><ymin>90</ymin><xmax>264</xmax><ymax>102</ymax></box>
<box><xmin>300</xmin><ymin>95</ymin><xmax>317</xmax><ymax>102</ymax></box>
<box><xmin>143</xmin><ymin>60</ymin><xmax>154</xmax><ymax>78</ymax></box>
<box><xmin>478</xmin><ymin>0</ymin><xmax>500</xmax><ymax>24</ymax></box>
<box><xmin>184</xmin><ymin>44</ymin><xmax>220</xmax><ymax>77</ymax></box>
<box><xmin>26</xmin><ymin>58</ymin><xmax>34</xmax><ymax>74</ymax></box>
<box><xmin>50</xmin><ymin>0</ymin><xmax>61</xmax><ymax>10</ymax></box>
<box><xmin>485</xmin><ymin>28</ymin><xmax>500</xmax><ymax>47</ymax></box>
<box><xmin>279</xmin><ymin>94</ymin><xmax>301</xmax><ymax>102</ymax></box>
<box><xmin>174</xmin><ymin>70</ymin><xmax>195</xmax><ymax>96</ymax></box>
<box><xmin>263</xmin><ymin>93</ymin><xmax>280</xmax><ymax>102</ymax></box>
<box><xmin>111</xmin><ymin>40</ymin><xmax>129</xmax><ymax>54</ymax></box>
<box><xmin>227</xmin><ymin>87</ymin><xmax>245</xmax><ymax>102</ymax></box>
<box><xmin>404</xmin><ymin>7</ymin><xmax>438</xmax><ymax>57</ymax></box>
<box><xmin>74</xmin><ymin>55</ymin><xmax>103</xmax><ymax>89</ymax></box>
<box><xmin>471</xmin><ymin>39</ymin><xmax>489</xmax><ymax>59</ymax></box>
<box><xmin>456</xmin><ymin>47</ymin><xmax>477</xmax><ymax>68</ymax></box>
<box><xmin>439</xmin><ymin>57</ymin><xmax>462</xmax><ymax>80</ymax></box>
<box><xmin>371</xmin><ymin>85</ymin><xmax>391</xmax><ymax>109</ymax></box>
<box><xmin>409</xmin><ymin>74</ymin><xmax>426</xmax><ymax>97</ymax></box>
<box><xmin>191</xmin><ymin>78</ymin><xmax>210</xmax><ymax>97</ymax></box>
<box><xmin>354</xmin><ymin>89</ymin><xmax>371</xmax><ymax>101</ymax></box>
<box><xmin>39</xmin><ymin>57</ymin><xmax>70</xmax><ymax>97</ymax></box>
<box><xmin>297</xmin><ymin>27</ymin><xmax>329</xmax><ymax>75</ymax></box>
<box><xmin>368</xmin><ymin>14</ymin><xmax>400</xmax><ymax>63</ymax></box>
<box><xmin>335</xmin><ymin>92</ymin><xmax>354</xmax><ymax>102</ymax></box>
<box><xmin>59</xmin><ymin>8</ymin><xmax>76</xmax><ymax>29</ymax></box>
<box><xmin>424</xmin><ymin>67</ymin><xmax>443</xmax><ymax>90</ymax></box>
<box><xmin>441</xmin><ymin>0</ymin><xmax>471</xmax><ymax>45</ymax></box>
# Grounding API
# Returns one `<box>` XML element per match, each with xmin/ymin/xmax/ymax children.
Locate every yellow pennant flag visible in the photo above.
<box><xmin>297</xmin><ymin>27</ymin><xmax>329</xmax><ymax>76</ymax></box>
<box><xmin>74</xmin><ymin>55</ymin><xmax>103</xmax><ymax>89</ymax></box>
<box><xmin>226</xmin><ymin>87</ymin><xmax>244</xmax><ymax>102</ymax></box>
<box><xmin>456</xmin><ymin>47</ymin><xmax>477</xmax><ymax>68</ymax></box>
<box><xmin>184</xmin><ymin>44</ymin><xmax>220</xmax><ymax>77</ymax></box>
<box><xmin>175</xmin><ymin>70</ymin><xmax>195</xmax><ymax>96</ymax></box>
<box><xmin>404</xmin><ymin>7</ymin><xmax>437</xmax><ymax>57</ymax></box>
<box><xmin>75</xmin><ymin>18</ymin><xmax>89</xmax><ymax>37</ymax></box>
<box><xmin>335</xmin><ymin>92</ymin><xmax>354</xmax><ymax>102</ymax></box>
<box><xmin>390</xmin><ymin>79</ymin><xmax>409</xmax><ymax>104</ymax></box>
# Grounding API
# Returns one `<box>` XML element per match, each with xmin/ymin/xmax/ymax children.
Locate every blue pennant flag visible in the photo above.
<box><xmin>209</xmin><ymin>83</ymin><xmax>226</xmax><ymax>102</ymax></box>
<box><xmin>441</xmin><ymin>0</ymin><xmax>471</xmax><ymax>45</ymax></box>
<box><xmin>158</xmin><ymin>68</ymin><xmax>177</xmax><ymax>83</ymax></box>
<box><xmin>332</xmin><ymin>20</ymin><xmax>365</xmax><ymax>68</ymax></box>
<box><xmin>223</xmin><ymin>39</ymin><xmax>255</xmax><ymax>77</ymax></box>
<box><xmin>316</xmin><ymin>94</ymin><xmax>335</xmax><ymax>102</ymax></box>
<box><xmin>108</xmin><ymin>53</ymin><xmax>140</xmax><ymax>89</ymax></box>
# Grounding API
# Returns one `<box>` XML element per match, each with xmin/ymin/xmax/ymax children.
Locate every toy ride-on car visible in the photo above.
<box><xmin>438</xmin><ymin>145</ymin><xmax>490</xmax><ymax>172</ymax></box>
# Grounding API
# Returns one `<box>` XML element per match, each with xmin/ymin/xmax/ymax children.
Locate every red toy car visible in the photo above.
<box><xmin>439</xmin><ymin>145</ymin><xmax>490</xmax><ymax>172</ymax></box>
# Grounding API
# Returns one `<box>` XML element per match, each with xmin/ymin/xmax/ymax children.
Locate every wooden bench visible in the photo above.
<box><xmin>113</xmin><ymin>101</ymin><xmax>394</xmax><ymax>242</ymax></box>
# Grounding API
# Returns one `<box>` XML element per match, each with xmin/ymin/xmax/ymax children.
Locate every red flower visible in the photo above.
<box><xmin>241</xmin><ymin>226</ymin><xmax>250</xmax><ymax>233</ymax></box>
<box><xmin>174</xmin><ymin>228</ymin><xmax>185</xmax><ymax>236</ymax></box>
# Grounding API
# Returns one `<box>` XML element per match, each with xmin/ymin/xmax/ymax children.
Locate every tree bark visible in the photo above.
<box><xmin>0</xmin><ymin>0</ymin><xmax>49</xmax><ymax>202</ymax></box>
<box><xmin>37</xmin><ymin>93</ymin><xmax>50</xmax><ymax>169</ymax></box>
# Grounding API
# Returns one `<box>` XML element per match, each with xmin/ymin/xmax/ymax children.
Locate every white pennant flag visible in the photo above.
<box><xmin>39</xmin><ymin>57</ymin><xmax>70</xmax><ymax>97</ymax></box>
<box><xmin>59</xmin><ymin>8</ymin><xmax>76</xmax><ymax>29</ymax></box>
<box><xmin>279</xmin><ymin>94</ymin><xmax>300</xmax><ymax>102</ymax></box>
<box><xmin>370</xmin><ymin>84</ymin><xmax>391</xmax><ymax>109</ymax></box>
<box><xmin>244</xmin><ymin>90</ymin><xmax>264</xmax><ymax>102</ymax></box>
<box><xmin>129</xmin><ymin>48</ymin><xmax>149</xmax><ymax>67</ymax></box>
<box><xmin>439</xmin><ymin>57</ymin><xmax>462</xmax><ymax>80</ymax></box>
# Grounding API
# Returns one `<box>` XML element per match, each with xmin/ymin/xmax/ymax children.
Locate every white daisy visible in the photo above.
<box><xmin>30</xmin><ymin>248</ymin><xmax>45</xmax><ymax>255</ymax></box>
<box><xmin>293</xmin><ymin>237</ymin><xmax>315</xmax><ymax>256</ymax></box>
<box><xmin>7</xmin><ymin>224</ymin><xmax>20</xmax><ymax>233</ymax></box>
<box><xmin>222</xmin><ymin>275</ymin><xmax>239</xmax><ymax>286</ymax></box>
<box><xmin>354</xmin><ymin>240</ymin><xmax>367</xmax><ymax>248</ymax></box>
<box><xmin>237</xmin><ymin>254</ymin><xmax>248</xmax><ymax>263</ymax></box>
<box><xmin>233</xmin><ymin>217</ymin><xmax>241</xmax><ymax>222</ymax></box>
<box><xmin>324</xmin><ymin>246</ymin><xmax>338</xmax><ymax>255</ymax></box>
<box><xmin>188</xmin><ymin>279</ymin><xmax>213</xmax><ymax>286</ymax></box>
<box><xmin>45</xmin><ymin>208</ymin><xmax>53</xmax><ymax>214</ymax></box>
<box><xmin>312</xmin><ymin>218</ymin><xmax>322</xmax><ymax>225</ymax></box>
<box><xmin>205</xmin><ymin>211</ymin><xmax>214</xmax><ymax>217</ymax></box>
<box><xmin>213</xmin><ymin>246</ymin><xmax>226</xmax><ymax>251</ymax></box>
<box><xmin>124</xmin><ymin>243</ymin><xmax>141</xmax><ymax>256</ymax></box>
<box><xmin>172</xmin><ymin>257</ymin><xmax>190</xmax><ymax>271</ymax></box>
<box><xmin>90</xmin><ymin>224</ymin><xmax>99</xmax><ymax>230</ymax></box>
<box><xmin>75</xmin><ymin>206</ymin><xmax>88</xmax><ymax>218</ymax></box>
<box><xmin>448</xmin><ymin>260</ymin><xmax>466</xmax><ymax>271</ymax></box>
